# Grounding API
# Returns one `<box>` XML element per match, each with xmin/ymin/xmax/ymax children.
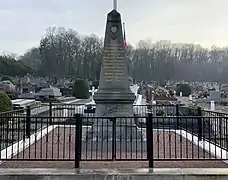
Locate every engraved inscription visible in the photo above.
<box><xmin>102</xmin><ymin>104</ymin><xmax>121</xmax><ymax>116</ymax></box>
<box><xmin>103</xmin><ymin>44</ymin><xmax>125</xmax><ymax>82</ymax></box>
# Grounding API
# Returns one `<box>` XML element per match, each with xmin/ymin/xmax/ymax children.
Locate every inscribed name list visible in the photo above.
<box><xmin>103</xmin><ymin>44</ymin><xmax>125</xmax><ymax>82</ymax></box>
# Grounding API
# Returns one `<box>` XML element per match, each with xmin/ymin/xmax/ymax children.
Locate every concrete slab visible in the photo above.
<box><xmin>0</xmin><ymin>168</ymin><xmax>228</xmax><ymax>180</ymax></box>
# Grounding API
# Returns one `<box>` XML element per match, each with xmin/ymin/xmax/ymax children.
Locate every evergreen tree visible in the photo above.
<box><xmin>72</xmin><ymin>79</ymin><xmax>90</xmax><ymax>99</ymax></box>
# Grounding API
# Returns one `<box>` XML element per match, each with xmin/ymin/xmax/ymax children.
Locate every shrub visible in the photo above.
<box><xmin>186</xmin><ymin>103</ymin><xmax>203</xmax><ymax>116</ymax></box>
<box><xmin>176</xmin><ymin>84</ymin><xmax>191</xmax><ymax>97</ymax></box>
<box><xmin>169</xmin><ymin>90</ymin><xmax>174</xmax><ymax>96</ymax></box>
<box><xmin>156</xmin><ymin>108</ymin><xmax>165</xmax><ymax>116</ymax></box>
<box><xmin>0</xmin><ymin>91</ymin><xmax>12</xmax><ymax>113</ymax></box>
<box><xmin>72</xmin><ymin>79</ymin><xmax>90</xmax><ymax>99</ymax></box>
<box><xmin>203</xmin><ymin>91</ymin><xmax>209</xmax><ymax>98</ymax></box>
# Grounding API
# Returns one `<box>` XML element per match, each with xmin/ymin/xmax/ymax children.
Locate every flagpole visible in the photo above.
<box><xmin>123</xmin><ymin>22</ymin><xmax>127</xmax><ymax>49</ymax></box>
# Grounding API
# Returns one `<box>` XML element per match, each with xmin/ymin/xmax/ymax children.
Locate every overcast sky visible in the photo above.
<box><xmin>0</xmin><ymin>0</ymin><xmax>228</xmax><ymax>55</ymax></box>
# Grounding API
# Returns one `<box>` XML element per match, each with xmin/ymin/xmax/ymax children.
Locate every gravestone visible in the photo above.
<box><xmin>210</xmin><ymin>101</ymin><xmax>215</xmax><ymax>111</ymax></box>
<box><xmin>152</xmin><ymin>100</ymin><xmax>157</xmax><ymax>116</ymax></box>
<box><xmin>0</xmin><ymin>80</ymin><xmax>16</xmax><ymax>92</ymax></box>
<box><xmin>209</xmin><ymin>91</ymin><xmax>221</xmax><ymax>102</ymax></box>
<box><xmin>83</xmin><ymin>1</ymin><xmax>145</xmax><ymax>153</ymax></box>
<box><xmin>189</xmin><ymin>94</ymin><xmax>193</xmax><ymax>101</ymax></box>
<box><xmin>36</xmin><ymin>86</ymin><xmax>62</xmax><ymax>101</ymax></box>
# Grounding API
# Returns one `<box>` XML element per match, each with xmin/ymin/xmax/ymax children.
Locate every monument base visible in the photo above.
<box><xmin>95</xmin><ymin>103</ymin><xmax>135</xmax><ymax>117</ymax></box>
<box><xmin>82</xmin><ymin>118</ymin><xmax>146</xmax><ymax>153</ymax></box>
<box><xmin>93</xmin><ymin>90</ymin><xmax>136</xmax><ymax>117</ymax></box>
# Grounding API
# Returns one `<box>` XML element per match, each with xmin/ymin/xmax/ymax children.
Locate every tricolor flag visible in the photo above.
<box><xmin>123</xmin><ymin>22</ymin><xmax>127</xmax><ymax>49</ymax></box>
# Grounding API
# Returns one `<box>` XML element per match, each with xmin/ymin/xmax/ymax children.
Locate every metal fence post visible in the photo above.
<box><xmin>49</xmin><ymin>102</ymin><xmax>52</xmax><ymax>125</ymax></box>
<box><xmin>111</xmin><ymin>117</ymin><xmax>116</xmax><ymax>161</ymax></box>
<box><xmin>26</xmin><ymin>106</ymin><xmax>31</xmax><ymax>138</ymax></box>
<box><xmin>197</xmin><ymin>107</ymin><xmax>203</xmax><ymax>140</ymax></box>
<box><xmin>176</xmin><ymin>104</ymin><xmax>180</xmax><ymax>129</ymax></box>
<box><xmin>75</xmin><ymin>113</ymin><xmax>82</xmax><ymax>168</ymax></box>
<box><xmin>146</xmin><ymin>113</ymin><xmax>154</xmax><ymax>168</ymax></box>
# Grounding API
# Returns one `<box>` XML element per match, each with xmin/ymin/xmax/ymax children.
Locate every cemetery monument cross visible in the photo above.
<box><xmin>90</xmin><ymin>86</ymin><xmax>96</xmax><ymax>97</ymax></box>
<box><xmin>85</xmin><ymin>0</ymin><xmax>145</xmax><ymax>148</ymax></box>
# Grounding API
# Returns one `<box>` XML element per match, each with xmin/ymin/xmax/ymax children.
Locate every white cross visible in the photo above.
<box><xmin>189</xmin><ymin>94</ymin><xmax>192</xmax><ymax>101</ymax></box>
<box><xmin>113</xmin><ymin>0</ymin><xmax>117</xmax><ymax>10</ymax></box>
<box><xmin>90</xmin><ymin>86</ymin><xmax>96</xmax><ymax>96</ymax></box>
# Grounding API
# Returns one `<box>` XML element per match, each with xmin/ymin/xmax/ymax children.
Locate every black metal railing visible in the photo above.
<box><xmin>178</xmin><ymin>106</ymin><xmax>228</xmax><ymax>150</ymax></box>
<box><xmin>0</xmin><ymin>104</ymin><xmax>228</xmax><ymax>168</ymax></box>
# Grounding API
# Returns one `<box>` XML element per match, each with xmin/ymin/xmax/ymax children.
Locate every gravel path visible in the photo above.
<box><xmin>1</xmin><ymin>127</ymin><xmax>228</xmax><ymax>168</ymax></box>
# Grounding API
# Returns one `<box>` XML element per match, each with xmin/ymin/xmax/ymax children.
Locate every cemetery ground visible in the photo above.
<box><xmin>1</xmin><ymin>85</ymin><xmax>228</xmax><ymax>169</ymax></box>
<box><xmin>0</xmin><ymin>97</ymin><xmax>93</xmax><ymax>151</ymax></box>
<box><xmin>1</xmin><ymin>125</ymin><xmax>228</xmax><ymax>168</ymax></box>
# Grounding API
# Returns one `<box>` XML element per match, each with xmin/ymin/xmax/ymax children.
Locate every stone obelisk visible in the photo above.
<box><xmin>93</xmin><ymin>1</ymin><xmax>135</xmax><ymax>117</ymax></box>
<box><xmin>83</xmin><ymin>1</ymin><xmax>145</xmax><ymax>153</ymax></box>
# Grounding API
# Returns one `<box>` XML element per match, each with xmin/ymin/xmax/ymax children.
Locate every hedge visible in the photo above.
<box><xmin>0</xmin><ymin>91</ymin><xmax>12</xmax><ymax>113</ymax></box>
<box><xmin>176</xmin><ymin>84</ymin><xmax>191</xmax><ymax>97</ymax></box>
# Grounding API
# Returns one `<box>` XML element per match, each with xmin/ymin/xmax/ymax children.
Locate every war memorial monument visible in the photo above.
<box><xmin>83</xmin><ymin>0</ymin><xmax>146</xmax><ymax>154</ymax></box>
<box><xmin>93</xmin><ymin>4</ymin><xmax>135</xmax><ymax>116</ymax></box>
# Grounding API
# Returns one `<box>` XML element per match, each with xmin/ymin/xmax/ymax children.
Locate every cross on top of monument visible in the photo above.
<box><xmin>113</xmin><ymin>0</ymin><xmax>117</xmax><ymax>10</ymax></box>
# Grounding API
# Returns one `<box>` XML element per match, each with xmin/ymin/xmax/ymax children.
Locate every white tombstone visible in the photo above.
<box><xmin>189</xmin><ymin>94</ymin><xmax>192</xmax><ymax>101</ymax></box>
<box><xmin>173</xmin><ymin>90</ymin><xmax>176</xmax><ymax>95</ymax></box>
<box><xmin>152</xmin><ymin>100</ymin><xmax>156</xmax><ymax>116</ymax></box>
<box><xmin>151</xmin><ymin>91</ymin><xmax>155</xmax><ymax>102</ymax></box>
<box><xmin>27</xmin><ymin>76</ymin><xmax>30</xmax><ymax>83</ymax></box>
<box><xmin>180</xmin><ymin>92</ymin><xmax>182</xmax><ymax>97</ymax></box>
<box><xmin>215</xmin><ymin>85</ymin><xmax>219</xmax><ymax>91</ymax></box>
<box><xmin>210</xmin><ymin>101</ymin><xmax>215</xmax><ymax>111</ymax></box>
